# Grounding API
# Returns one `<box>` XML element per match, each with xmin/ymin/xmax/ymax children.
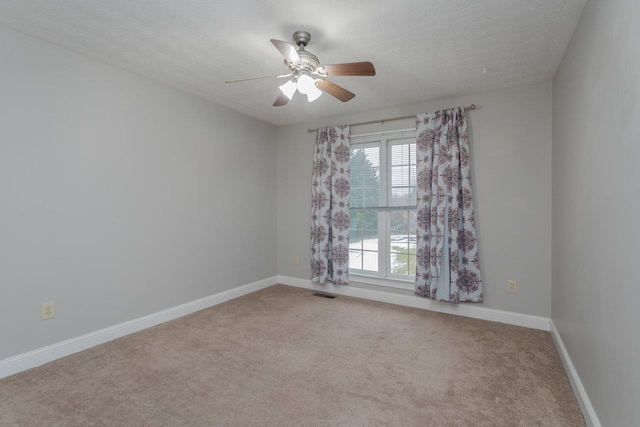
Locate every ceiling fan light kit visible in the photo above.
<box><xmin>281</xmin><ymin>73</ymin><xmax>323</xmax><ymax>102</ymax></box>
<box><xmin>226</xmin><ymin>30</ymin><xmax>375</xmax><ymax>107</ymax></box>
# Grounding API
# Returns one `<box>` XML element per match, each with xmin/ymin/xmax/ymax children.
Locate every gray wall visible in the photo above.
<box><xmin>0</xmin><ymin>27</ymin><xmax>277</xmax><ymax>360</ymax></box>
<box><xmin>277</xmin><ymin>82</ymin><xmax>553</xmax><ymax>317</ymax></box>
<box><xmin>552</xmin><ymin>0</ymin><xmax>640</xmax><ymax>425</ymax></box>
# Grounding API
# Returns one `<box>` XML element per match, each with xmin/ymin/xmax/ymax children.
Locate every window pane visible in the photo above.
<box><xmin>349</xmin><ymin>208</ymin><xmax>378</xmax><ymax>273</ymax></box>
<box><xmin>391</xmin><ymin>166</ymin><xmax>410</xmax><ymax>186</ymax></box>
<box><xmin>349</xmin><ymin>228</ymin><xmax>363</xmax><ymax>250</ymax></box>
<box><xmin>351</xmin><ymin>147</ymin><xmax>364</xmax><ymax>166</ymax></box>
<box><xmin>409</xmin><ymin>210</ymin><xmax>417</xmax><ymax>233</ymax></box>
<box><xmin>362</xmin><ymin>251</ymin><xmax>379</xmax><ymax>272</ymax></box>
<box><xmin>390</xmin><ymin>140</ymin><xmax>417</xmax><ymax>207</ymax></box>
<box><xmin>409</xmin><ymin>187</ymin><xmax>417</xmax><ymax>207</ymax></box>
<box><xmin>350</xmin><ymin>186</ymin><xmax>363</xmax><ymax>207</ymax></box>
<box><xmin>390</xmin><ymin>246</ymin><xmax>415</xmax><ymax>276</ymax></box>
<box><xmin>350</xmin><ymin>145</ymin><xmax>381</xmax><ymax>209</ymax></box>
<box><xmin>362</xmin><ymin>210</ymin><xmax>378</xmax><ymax>233</ymax></box>
<box><xmin>390</xmin><ymin>210</ymin><xmax>409</xmax><ymax>233</ymax></box>
<box><xmin>390</xmin><ymin>237</ymin><xmax>409</xmax><ymax>253</ymax></box>
<box><xmin>349</xmin><ymin>250</ymin><xmax>362</xmax><ymax>270</ymax></box>
<box><xmin>390</xmin><ymin>250</ymin><xmax>410</xmax><ymax>276</ymax></box>
<box><xmin>407</xmin><ymin>253</ymin><xmax>416</xmax><ymax>276</ymax></box>
<box><xmin>364</xmin><ymin>189</ymin><xmax>380</xmax><ymax>208</ymax></box>
<box><xmin>389</xmin><ymin>209</ymin><xmax>417</xmax><ymax>277</ymax></box>
<box><xmin>364</xmin><ymin>147</ymin><xmax>380</xmax><ymax>167</ymax></box>
<box><xmin>391</xmin><ymin>187</ymin><xmax>410</xmax><ymax>206</ymax></box>
<box><xmin>391</xmin><ymin>143</ymin><xmax>410</xmax><ymax>165</ymax></box>
<box><xmin>361</xmin><ymin>232</ymin><xmax>378</xmax><ymax>252</ymax></box>
<box><xmin>350</xmin><ymin>212</ymin><xmax>363</xmax><ymax>232</ymax></box>
<box><xmin>365</xmin><ymin>166</ymin><xmax>380</xmax><ymax>185</ymax></box>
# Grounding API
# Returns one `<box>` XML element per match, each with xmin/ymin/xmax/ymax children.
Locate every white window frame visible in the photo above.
<box><xmin>349</xmin><ymin>129</ymin><xmax>417</xmax><ymax>290</ymax></box>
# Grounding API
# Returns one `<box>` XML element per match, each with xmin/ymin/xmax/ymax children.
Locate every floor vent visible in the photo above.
<box><xmin>312</xmin><ymin>292</ymin><xmax>336</xmax><ymax>299</ymax></box>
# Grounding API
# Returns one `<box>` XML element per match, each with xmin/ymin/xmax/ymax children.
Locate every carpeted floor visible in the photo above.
<box><xmin>0</xmin><ymin>285</ymin><xmax>584</xmax><ymax>426</ymax></box>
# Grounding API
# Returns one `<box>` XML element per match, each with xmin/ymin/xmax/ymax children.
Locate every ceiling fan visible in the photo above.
<box><xmin>225</xmin><ymin>31</ymin><xmax>375</xmax><ymax>106</ymax></box>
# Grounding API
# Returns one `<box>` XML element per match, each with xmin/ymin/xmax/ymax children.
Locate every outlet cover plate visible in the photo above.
<box><xmin>41</xmin><ymin>301</ymin><xmax>55</xmax><ymax>320</ymax></box>
<box><xmin>507</xmin><ymin>280</ymin><xmax>517</xmax><ymax>293</ymax></box>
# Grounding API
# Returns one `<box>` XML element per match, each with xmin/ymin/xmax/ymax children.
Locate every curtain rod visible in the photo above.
<box><xmin>307</xmin><ymin>104</ymin><xmax>476</xmax><ymax>133</ymax></box>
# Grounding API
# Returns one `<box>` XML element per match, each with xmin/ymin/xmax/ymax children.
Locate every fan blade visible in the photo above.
<box><xmin>225</xmin><ymin>73</ymin><xmax>290</xmax><ymax>83</ymax></box>
<box><xmin>273</xmin><ymin>93</ymin><xmax>290</xmax><ymax>107</ymax></box>
<box><xmin>319</xmin><ymin>62</ymin><xmax>376</xmax><ymax>77</ymax></box>
<box><xmin>270</xmin><ymin>39</ymin><xmax>301</xmax><ymax>65</ymax></box>
<box><xmin>316</xmin><ymin>80</ymin><xmax>355</xmax><ymax>102</ymax></box>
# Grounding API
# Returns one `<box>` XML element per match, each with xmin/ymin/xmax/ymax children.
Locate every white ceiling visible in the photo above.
<box><xmin>0</xmin><ymin>0</ymin><xmax>585</xmax><ymax>126</ymax></box>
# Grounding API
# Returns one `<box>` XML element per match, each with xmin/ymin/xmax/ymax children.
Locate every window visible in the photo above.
<box><xmin>349</xmin><ymin>129</ymin><xmax>417</xmax><ymax>283</ymax></box>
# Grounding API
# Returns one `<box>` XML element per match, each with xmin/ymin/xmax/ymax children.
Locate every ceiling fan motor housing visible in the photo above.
<box><xmin>294</xmin><ymin>50</ymin><xmax>320</xmax><ymax>73</ymax></box>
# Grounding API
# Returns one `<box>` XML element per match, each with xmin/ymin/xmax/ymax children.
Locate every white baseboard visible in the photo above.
<box><xmin>550</xmin><ymin>321</ymin><xmax>601</xmax><ymax>427</ymax></box>
<box><xmin>0</xmin><ymin>276</ymin><xmax>278</xmax><ymax>380</ymax></box>
<box><xmin>2</xmin><ymin>274</ymin><xmax>597</xmax><ymax>426</ymax></box>
<box><xmin>277</xmin><ymin>275</ymin><xmax>551</xmax><ymax>331</ymax></box>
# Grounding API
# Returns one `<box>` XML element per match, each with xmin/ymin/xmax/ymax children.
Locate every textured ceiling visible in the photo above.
<box><xmin>0</xmin><ymin>0</ymin><xmax>585</xmax><ymax>126</ymax></box>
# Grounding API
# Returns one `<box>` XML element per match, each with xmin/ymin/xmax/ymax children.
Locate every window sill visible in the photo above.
<box><xmin>349</xmin><ymin>273</ymin><xmax>415</xmax><ymax>291</ymax></box>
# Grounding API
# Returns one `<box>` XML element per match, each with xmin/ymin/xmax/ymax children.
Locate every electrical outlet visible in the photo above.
<box><xmin>507</xmin><ymin>280</ymin><xmax>518</xmax><ymax>293</ymax></box>
<box><xmin>41</xmin><ymin>301</ymin><xmax>55</xmax><ymax>320</ymax></box>
<box><xmin>293</xmin><ymin>256</ymin><xmax>299</xmax><ymax>265</ymax></box>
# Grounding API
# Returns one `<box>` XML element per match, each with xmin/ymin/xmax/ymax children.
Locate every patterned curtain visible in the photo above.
<box><xmin>415</xmin><ymin>108</ymin><xmax>482</xmax><ymax>302</ymax></box>
<box><xmin>311</xmin><ymin>125</ymin><xmax>351</xmax><ymax>284</ymax></box>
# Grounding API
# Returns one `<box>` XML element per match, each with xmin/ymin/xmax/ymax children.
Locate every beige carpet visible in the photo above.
<box><xmin>0</xmin><ymin>285</ymin><xmax>584</xmax><ymax>426</ymax></box>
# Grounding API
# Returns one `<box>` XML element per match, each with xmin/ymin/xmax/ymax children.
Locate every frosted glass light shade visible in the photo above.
<box><xmin>305</xmin><ymin>85</ymin><xmax>322</xmax><ymax>102</ymax></box>
<box><xmin>296</xmin><ymin>74</ymin><xmax>315</xmax><ymax>94</ymax></box>
<box><xmin>297</xmin><ymin>74</ymin><xmax>322</xmax><ymax>102</ymax></box>
<box><xmin>279</xmin><ymin>80</ymin><xmax>297</xmax><ymax>100</ymax></box>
